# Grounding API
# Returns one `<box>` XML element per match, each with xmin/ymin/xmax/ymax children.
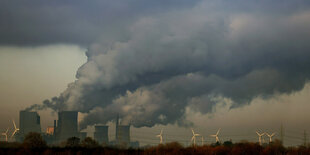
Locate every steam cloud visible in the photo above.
<box><xmin>23</xmin><ymin>0</ymin><xmax>310</xmax><ymax>129</ymax></box>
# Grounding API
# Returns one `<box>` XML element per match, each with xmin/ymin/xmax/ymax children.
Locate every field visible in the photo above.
<box><xmin>1</xmin><ymin>140</ymin><xmax>310</xmax><ymax>155</ymax></box>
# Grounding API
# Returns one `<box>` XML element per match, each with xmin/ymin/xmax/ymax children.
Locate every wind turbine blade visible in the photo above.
<box><xmin>12</xmin><ymin>120</ymin><xmax>17</xmax><ymax>129</ymax></box>
<box><xmin>191</xmin><ymin>136</ymin><xmax>195</xmax><ymax>142</ymax></box>
<box><xmin>11</xmin><ymin>130</ymin><xmax>16</xmax><ymax>138</ymax></box>
<box><xmin>191</xmin><ymin>129</ymin><xmax>195</xmax><ymax>135</ymax></box>
<box><xmin>256</xmin><ymin>131</ymin><xmax>259</xmax><ymax>135</ymax></box>
<box><xmin>216</xmin><ymin>128</ymin><xmax>221</xmax><ymax>135</ymax></box>
<box><xmin>160</xmin><ymin>129</ymin><xmax>163</xmax><ymax>135</ymax></box>
<box><xmin>271</xmin><ymin>133</ymin><xmax>275</xmax><ymax>137</ymax></box>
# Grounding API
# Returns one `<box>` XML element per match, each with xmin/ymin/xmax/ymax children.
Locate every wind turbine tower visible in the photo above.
<box><xmin>266</xmin><ymin>133</ymin><xmax>276</xmax><ymax>143</ymax></box>
<box><xmin>1</xmin><ymin>128</ymin><xmax>9</xmax><ymax>142</ymax></box>
<box><xmin>156</xmin><ymin>129</ymin><xmax>163</xmax><ymax>144</ymax></box>
<box><xmin>191</xmin><ymin>129</ymin><xmax>200</xmax><ymax>146</ymax></box>
<box><xmin>210</xmin><ymin>128</ymin><xmax>221</xmax><ymax>143</ymax></box>
<box><xmin>266</xmin><ymin>132</ymin><xmax>276</xmax><ymax>143</ymax></box>
<box><xmin>11</xmin><ymin>119</ymin><xmax>19</xmax><ymax>140</ymax></box>
<box><xmin>256</xmin><ymin>131</ymin><xmax>265</xmax><ymax>145</ymax></box>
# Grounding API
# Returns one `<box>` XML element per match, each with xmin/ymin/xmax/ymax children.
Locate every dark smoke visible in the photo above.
<box><xmin>24</xmin><ymin>0</ymin><xmax>310</xmax><ymax>129</ymax></box>
<box><xmin>0</xmin><ymin>0</ymin><xmax>200</xmax><ymax>46</ymax></box>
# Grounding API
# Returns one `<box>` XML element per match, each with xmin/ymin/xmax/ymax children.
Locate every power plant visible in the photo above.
<box><xmin>116</xmin><ymin>125</ymin><xmax>130</xmax><ymax>144</ymax></box>
<box><xmin>94</xmin><ymin>125</ymin><xmax>109</xmax><ymax>144</ymax></box>
<box><xmin>12</xmin><ymin>110</ymin><xmax>139</xmax><ymax>147</ymax></box>
<box><xmin>115</xmin><ymin>115</ymin><xmax>130</xmax><ymax>145</ymax></box>
<box><xmin>18</xmin><ymin>111</ymin><xmax>41</xmax><ymax>141</ymax></box>
<box><xmin>54</xmin><ymin>111</ymin><xmax>79</xmax><ymax>142</ymax></box>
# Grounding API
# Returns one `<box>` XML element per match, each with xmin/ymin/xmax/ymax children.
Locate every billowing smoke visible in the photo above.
<box><xmin>26</xmin><ymin>0</ymin><xmax>310</xmax><ymax>129</ymax></box>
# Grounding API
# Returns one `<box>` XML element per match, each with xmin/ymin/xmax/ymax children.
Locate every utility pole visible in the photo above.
<box><xmin>280</xmin><ymin>123</ymin><xmax>284</xmax><ymax>145</ymax></box>
<box><xmin>304</xmin><ymin>130</ymin><xmax>307</xmax><ymax>147</ymax></box>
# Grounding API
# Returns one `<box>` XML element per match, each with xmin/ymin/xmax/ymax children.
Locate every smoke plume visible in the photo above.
<box><xmin>25</xmin><ymin>0</ymin><xmax>310</xmax><ymax>129</ymax></box>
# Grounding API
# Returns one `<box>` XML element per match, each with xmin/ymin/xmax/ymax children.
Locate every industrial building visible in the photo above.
<box><xmin>114</xmin><ymin>115</ymin><xmax>139</xmax><ymax>147</ymax></box>
<box><xmin>54</xmin><ymin>111</ymin><xmax>79</xmax><ymax>142</ymax></box>
<box><xmin>94</xmin><ymin>125</ymin><xmax>109</xmax><ymax>144</ymax></box>
<box><xmin>19</xmin><ymin>111</ymin><xmax>41</xmax><ymax>139</ymax></box>
<box><xmin>46</xmin><ymin>126</ymin><xmax>54</xmax><ymax>135</ymax></box>
<box><xmin>116</xmin><ymin>125</ymin><xmax>130</xmax><ymax>145</ymax></box>
<box><xmin>16</xmin><ymin>111</ymin><xmax>139</xmax><ymax>147</ymax></box>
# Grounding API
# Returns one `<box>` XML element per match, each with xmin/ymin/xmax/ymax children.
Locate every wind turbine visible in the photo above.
<box><xmin>191</xmin><ymin>129</ymin><xmax>200</xmax><ymax>146</ymax></box>
<box><xmin>256</xmin><ymin>131</ymin><xmax>265</xmax><ymax>145</ymax></box>
<box><xmin>156</xmin><ymin>129</ymin><xmax>163</xmax><ymax>144</ymax></box>
<box><xmin>201</xmin><ymin>136</ymin><xmax>204</xmax><ymax>145</ymax></box>
<box><xmin>11</xmin><ymin>119</ymin><xmax>19</xmax><ymax>140</ymax></box>
<box><xmin>210</xmin><ymin>128</ymin><xmax>221</xmax><ymax>143</ymax></box>
<box><xmin>266</xmin><ymin>132</ymin><xmax>276</xmax><ymax>143</ymax></box>
<box><xmin>1</xmin><ymin>128</ymin><xmax>9</xmax><ymax>142</ymax></box>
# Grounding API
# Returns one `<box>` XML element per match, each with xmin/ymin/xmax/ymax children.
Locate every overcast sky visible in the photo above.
<box><xmin>1</xmin><ymin>0</ymin><xmax>310</xmax><ymax>146</ymax></box>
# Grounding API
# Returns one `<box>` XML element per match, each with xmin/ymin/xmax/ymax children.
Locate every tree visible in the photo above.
<box><xmin>65</xmin><ymin>137</ymin><xmax>80</xmax><ymax>148</ymax></box>
<box><xmin>80</xmin><ymin>137</ymin><xmax>99</xmax><ymax>148</ymax></box>
<box><xmin>223</xmin><ymin>140</ymin><xmax>233</xmax><ymax>147</ymax></box>
<box><xmin>22</xmin><ymin>132</ymin><xmax>47</xmax><ymax>148</ymax></box>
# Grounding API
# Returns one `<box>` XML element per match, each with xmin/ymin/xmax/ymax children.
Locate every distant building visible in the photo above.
<box><xmin>94</xmin><ymin>125</ymin><xmax>109</xmax><ymax>144</ymax></box>
<box><xmin>116</xmin><ymin>125</ymin><xmax>130</xmax><ymax>145</ymax></box>
<box><xmin>130</xmin><ymin>141</ymin><xmax>140</xmax><ymax>148</ymax></box>
<box><xmin>46</xmin><ymin>126</ymin><xmax>54</xmax><ymax>135</ymax></box>
<box><xmin>54</xmin><ymin>111</ymin><xmax>79</xmax><ymax>142</ymax></box>
<box><xmin>19</xmin><ymin>111</ymin><xmax>41</xmax><ymax>140</ymax></box>
<box><xmin>18</xmin><ymin>110</ymin><xmax>139</xmax><ymax>147</ymax></box>
<box><xmin>114</xmin><ymin>115</ymin><xmax>137</xmax><ymax>147</ymax></box>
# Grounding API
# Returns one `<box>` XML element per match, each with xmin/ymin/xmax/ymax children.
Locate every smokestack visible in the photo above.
<box><xmin>94</xmin><ymin>125</ymin><xmax>109</xmax><ymax>144</ymax></box>
<box><xmin>56</xmin><ymin>111</ymin><xmax>78</xmax><ymax>142</ymax></box>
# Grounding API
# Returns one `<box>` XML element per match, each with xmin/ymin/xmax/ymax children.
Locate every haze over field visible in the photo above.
<box><xmin>1</xmin><ymin>0</ymin><xmax>310</xmax><ymax>146</ymax></box>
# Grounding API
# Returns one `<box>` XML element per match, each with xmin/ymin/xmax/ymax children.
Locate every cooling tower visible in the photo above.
<box><xmin>19</xmin><ymin>111</ymin><xmax>41</xmax><ymax>137</ymax></box>
<box><xmin>116</xmin><ymin>125</ymin><xmax>130</xmax><ymax>145</ymax></box>
<box><xmin>55</xmin><ymin>111</ymin><xmax>79</xmax><ymax>142</ymax></box>
<box><xmin>94</xmin><ymin>125</ymin><xmax>109</xmax><ymax>144</ymax></box>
